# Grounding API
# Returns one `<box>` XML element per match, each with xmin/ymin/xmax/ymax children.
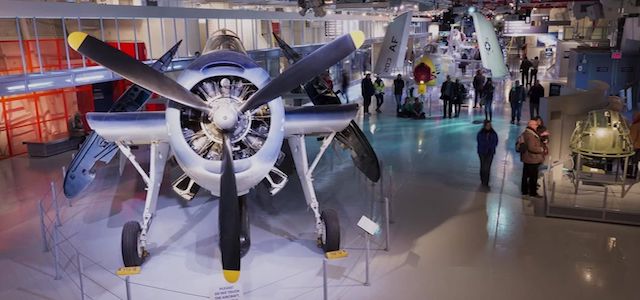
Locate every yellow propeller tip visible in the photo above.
<box><xmin>223</xmin><ymin>270</ymin><xmax>240</xmax><ymax>283</ymax></box>
<box><xmin>349</xmin><ymin>31</ymin><xmax>365</xmax><ymax>49</ymax></box>
<box><xmin>68</xmin><ymin>32</ymin><xmax>88</xmax><ymax>50</ymax></box>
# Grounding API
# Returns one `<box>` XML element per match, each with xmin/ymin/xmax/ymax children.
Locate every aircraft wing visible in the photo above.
<box><xmin>63</xmin><ymin>41</ymin><xmax>181</xmax><ymax>198</ymax></box>
<box><xmin>84</xmin><ymin>112</ymin><xmax>168</xmax><ymax>144</ymax></box>
<box><xmin>274</xmin><ymin>33</ymin><xmax>381</xmax><ymax>182</ymax></box>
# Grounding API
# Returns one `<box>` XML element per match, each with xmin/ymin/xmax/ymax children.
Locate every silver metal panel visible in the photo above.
<box><xmin>0</xmin><ymin>59</ymin><xmax>192</xmax><ymax>96</ymax></box>
<box><xmin>1</xmin><ymin>1</ymin><xmax>389</xmax><ymax>21</ymax></box>
<box><xmin>86</xmin><ymin>112</ymin><xmax>168</xmax><ymax>144</ymax></box>
<box><xmin>284</xmin><ymin>104</ymin><xmax>358</xmax><ymax>136</ymax></box>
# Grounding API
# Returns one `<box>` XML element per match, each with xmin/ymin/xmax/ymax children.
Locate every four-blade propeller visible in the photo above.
<box><xmin>67</xmin><ymin>30</ymin><xmax>364</xmax><ymax>283</ymax></box>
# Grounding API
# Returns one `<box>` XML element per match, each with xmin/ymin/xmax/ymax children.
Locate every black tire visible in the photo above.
<box><xmin>320</xmin><ymin>209</ymin><xmax>340</xmax><ymax>253</ymax></box>
<box><xmin>122</xmin><ymin>221</ymin><xmax>144</xmax><ymax>267</ymax></box>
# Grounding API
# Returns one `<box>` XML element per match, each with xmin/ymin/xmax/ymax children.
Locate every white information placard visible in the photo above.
<box><xmin>357</xmin><ymin>215</ymin><xmax>380</xmax><ymax>236</ymax></box>
<box><xmin>211</xmin><ymin>284</ymin><xmax>243</xmax><ymax>300</ymax></box>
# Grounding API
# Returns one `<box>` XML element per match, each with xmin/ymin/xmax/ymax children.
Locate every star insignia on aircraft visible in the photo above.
<box><xmin>484</xmin><ymin>40</ymin><xmax>491</xmax><ymax>52</ymax></box>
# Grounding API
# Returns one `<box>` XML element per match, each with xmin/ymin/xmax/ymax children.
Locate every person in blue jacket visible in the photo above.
<box><xmin>477</xmin><ymin>120</ymin><xmax>499</xmax><ymax>186</ymax></box>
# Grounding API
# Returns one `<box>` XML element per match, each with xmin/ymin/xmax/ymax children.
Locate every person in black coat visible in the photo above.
<box><xmin>477</xmin><ymin>120</ymin><xmax>499</xmax><ymax>186</ymax></box>
<box><xmin>453</xmin><ymin>78</ymin><xmax>466</xmax><ymax>118</ymax></box>
<box><xmin>361</xmin><ymin>73</ymin><xmax>375</xmax><ymax>114</ymax></box>
<box><xmin>393</xmin><ymin>74</ymin><xmax>405</xmax><ymax>112</ymax></box>
<box><xmin>528</xmin><ymin>80</ymin><xmax>545</xmax><ymax>119</ymax></box>
<box><xmin>341</xmin><ymin>70</ymin><xmax>350</xmax><ymax>103</ymax></box>
<box><xmin>509</xmin><ymin>80</ymin><xmax>526</xmax><ymax>124</ymax></box>
<box><xmin>472</xmin><ymin>69</ymin><xmax>485</xmax><ymax>108</ymax></box>
<box><xmin>520</xmin><ymin>56</ymin><xmax>532</xmax><ymax>86</ymax></box>
<box><xmin>440</xmin><ymin>75</ymin><xmax>454</xmax><ymax>118</ymax></box>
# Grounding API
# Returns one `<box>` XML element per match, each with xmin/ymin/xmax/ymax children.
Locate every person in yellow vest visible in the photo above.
<box><xmin>373</xmin><ymin>75</ymin><xmax>385</xmax><ymax>113</ymax></box>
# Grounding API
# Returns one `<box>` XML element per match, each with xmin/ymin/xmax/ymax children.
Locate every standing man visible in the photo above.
<box><xmin>520</xmin><ymin>120</ymin><xmax>546</xmax><ymax>197</ymax></box>
<box><xmin>453</xmin><ymin>78</ymin><xmax>465</xmax><ymax>118</ymax></box>
<box><xmin>361</xmin><ymin>72</ymin><xmax>375</xmax><ymax>114</ymax></box>
<box><xmin>477</xmin><ymin>120</ymin><xmax>499</xmax><ymax>186</ymax></box>
<box><xmin>509</xmin><ymin>80</ymin><xmax>525</xmax><ymax>124</ymax></box>
<box><xmin>472</xmin><ymin>69</ymin><xmax>486</xmax><ymax>108</ymax></box>
<box><xmin>528</xmin><ymin>80</ymin><xmax>545</xmax><ymax>119</ymax></box>
<box><xmin>530</xmin><ymin>56</ymin><xmax>539</xmax><ymax>84</ymax></box>
<box><xmin>373</xmin><ymin>75</ymin><xmax>385</xmax><ymax>113</ymax></box>
<box><xmin>519</xmin><ymin>56</ymin><xmax>532</xmax><ymax>86</ymax></box>
<box><xmin>341</xmin><ymin>70</ymin><xmax>350</xmax><ymax>103</ymax></box>
<box><xmin>440</xmin><ymin>75</ymin><xmax>454</xmax><ymax>118</ymax></box>
<box><xmin>393</xmin><ymin>74</ymin><xmax>405</xmax><ymax>113</ymax></box>
<box><xmin>482</xmin><ymin>78</ymin><xmax>495</xmax><ymax>121</ymax></box>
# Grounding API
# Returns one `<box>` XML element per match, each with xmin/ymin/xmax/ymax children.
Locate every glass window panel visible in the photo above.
<box><xmin>9</xmin><ymin>124</ymin><xmax>39</xmax><ymax>154</ymax></box>
<box><xmin>41</xmin><ymin>118</ymin><xmax>68</xmax><ymax>140</ymax></box>
<box><xmin>5</xmin><ymin>97</ymin><xmax>37</xmax><ymax>129</ymax></box>
<box><xmin>37</xmin><ymin>92</ymin><xmax>66</xmax><ymax>122</ymax></box>
<box><xmin>0</xmin><ymin>18</ymin><xmax>21</xmax><ymax>75</ymax></box>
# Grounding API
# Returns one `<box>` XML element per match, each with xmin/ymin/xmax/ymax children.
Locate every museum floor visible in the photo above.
<box><xmin>1</xmin><ymin>90</ymin><xmax>640</xmax><ymax>300</ymax></box>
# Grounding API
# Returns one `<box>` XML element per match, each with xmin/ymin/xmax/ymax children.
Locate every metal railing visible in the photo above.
<box><xmin>36</xmin><ymin>152</ymin><xmax>396</xmax><ymax>299</ymax></box>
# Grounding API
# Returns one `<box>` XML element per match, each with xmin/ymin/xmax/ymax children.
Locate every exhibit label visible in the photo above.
<box><xmin>211</xmin><ymin>284</ymin><xmax>243</xmax><ymax>300</ymax></box>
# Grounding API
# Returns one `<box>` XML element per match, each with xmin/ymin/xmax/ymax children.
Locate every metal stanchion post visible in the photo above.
<box><xmin>77</xmin><ymin>252</ymin><xmax>85</xmax><ymax>300</ymax></box>
<box><xmin>551</xmin><ymin>181</ymin><xmax>556</xmax><ymax>204</ymax></box>
<box><xmin>62</xmin><ymin>167</ymin><xmax>71</xmax><ymax>207</ymax></box>
<box><xmin>428</xmin><ymin>91</ymin><xmax>432</xmax><ymax>117</ymax></box>
<box><xmin>52</xmin><ymin>227</ymin><xmax>61</xmax><ymax>280</ymax></box>
<box><xmin>38</xmin><ymin>199</ymin><xmax>49</xmax><ymax>252</ymax></box>
<box><xmin>51</xmin><ymin>182</ymin><xmax>61</xmax><ymax>226</ymax></box>
<box><xmin>125</xmin><ymin>276</ymin><xmax>132</xmax><ymax>300</ymax></box>
<box><xmin>322</xmin><ymin>258</ymin><xmax>328</xmax><ymax>300</ymax></box>
<box><xmin>384</xmin><ymin>197</ymin><xmax>390</xmax><ymax>252</ymax></box>
<box><xmin>364</xmin><ymin>233</ymin><xmax>370</xmax><ymax>286</ymax></box>
<box><xmin>388</xmin><ymin>166</ymin><xmax>395</xmax><ymax>224</ymax></box>
<box><xmin>379</xmin><ymin>161</ymin><xmax>384</xmax><ymax>203</ymax></box>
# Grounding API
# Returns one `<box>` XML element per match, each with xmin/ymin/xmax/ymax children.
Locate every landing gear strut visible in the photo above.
<box><xmin>288</xmin><ymin>134</ymin><xmax>342</xmax><ymax>253</ymax></box>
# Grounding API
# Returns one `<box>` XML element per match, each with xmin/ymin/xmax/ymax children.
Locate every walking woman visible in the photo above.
<box><xmin>477</xmin><ymin>120</ymin><xmax>499</xmax><ymax>186</ymax></box>
<box><xmin>482</xmin><ymin>78</ymin><xmax>495</xmax><ymax>121</ymax></box>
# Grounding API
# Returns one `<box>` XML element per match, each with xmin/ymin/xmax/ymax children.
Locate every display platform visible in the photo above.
<box><xmin>2</xmin><ymin>98</ymin><xmax>640</xmax><ymax>300</ymax></box>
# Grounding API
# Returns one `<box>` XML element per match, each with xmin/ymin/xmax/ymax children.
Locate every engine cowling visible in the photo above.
<box><xmin>166</xmin><ymin>51</ymin><xmax>285</xmax><ymax>196</ymax></box>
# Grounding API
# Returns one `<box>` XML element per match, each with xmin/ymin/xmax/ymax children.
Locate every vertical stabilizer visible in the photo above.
<box><xmin>374</xmin><ymin>11</ymin><xmax>413</xmax><ymax>76</ymax></box>
<box><xmin>471</xmin><ymin>12</ymin><xmax>509</xmax><ymax>78</ymax></box>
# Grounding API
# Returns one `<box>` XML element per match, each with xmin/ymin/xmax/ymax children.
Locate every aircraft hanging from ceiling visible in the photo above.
<box><xmin>66</xmin><ymin>28</ymin><xmax>366</xmax><ymax>283</ymax></box>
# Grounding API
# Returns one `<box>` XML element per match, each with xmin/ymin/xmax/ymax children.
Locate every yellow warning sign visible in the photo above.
<box><xmin>325</xmin><ymin>249</ymin><xmax>348</xmax><ymax>260</ymax></box>
<box><xmin>116</xmin><ymin>266</ymin><xmax>141</xmax><ymax>276</ymax></box>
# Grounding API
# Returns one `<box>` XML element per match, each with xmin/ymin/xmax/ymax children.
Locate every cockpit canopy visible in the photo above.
<box><xmin>203</xmin><ymin>29</ymin><xmax>247</xmax><ymax>55</ymax></box>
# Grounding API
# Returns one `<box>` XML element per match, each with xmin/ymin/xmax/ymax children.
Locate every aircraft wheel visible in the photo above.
<box><xmin>320</xmin><ymin>209</ymin><xmax>340</xmax><ymax>253</ymax></box>
<box><xmin>122</xmin><ymin>221</ymin><xmax>145</xmax><ymax>267</ymax></box>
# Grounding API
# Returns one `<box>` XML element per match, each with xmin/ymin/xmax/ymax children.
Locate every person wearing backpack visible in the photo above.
<box><xmin>477</xmin><ymin>120</ymin><xmax>499</xmax><ymax>186</ymax></box>
<box><xmin>519</xmin><ymin>119</ymin><xmax>546</xmax><ymax>197</ymax></box>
